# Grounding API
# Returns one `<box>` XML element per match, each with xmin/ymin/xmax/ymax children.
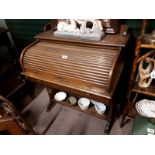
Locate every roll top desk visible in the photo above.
<box><xmin>20</xmin><ymin>26</ymin><xmax>130</xmax><ymax>134</ymax></box>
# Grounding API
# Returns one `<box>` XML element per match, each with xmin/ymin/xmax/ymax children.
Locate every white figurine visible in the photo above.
<box><xmin>57</xmin><ymin>19</ymin><xmax>103</xmax><ymax>34</ymax></box>
<box><xmin>75</xmin><ymin>19</ymin><xmax>103</xmax><ymax>34</ymax></box>
<box><xmin>57</xmin><ymin>19</ymin><xmax>77</xmax><ymax>32</ymax></box>
<box><xmin>54</xmin><ymin>19</ymin><xmax>105</xmax><ymax>41</ymax></box>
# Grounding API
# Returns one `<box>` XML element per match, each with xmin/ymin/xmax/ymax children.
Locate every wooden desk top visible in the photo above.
<box><xmin>35</xmin><ymin>30</ymin><xmax>129</xmax><ymax>48</ymax></box>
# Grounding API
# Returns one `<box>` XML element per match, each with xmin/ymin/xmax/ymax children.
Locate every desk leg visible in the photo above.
<box><xmin>46</xmin><ymin>87</ymin><xmax>57</xmax><ymax>112</ymax></box>
<box><xmin>104</xmin><ymin>100</ymin><xmax>116</xmax><ymax>134</ymax></box>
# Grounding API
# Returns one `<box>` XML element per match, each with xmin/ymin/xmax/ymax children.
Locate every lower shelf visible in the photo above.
<box><xmin>52</xmin><ymin>99</ymin><xmax>110</xmax><ymax>120</ymax></box>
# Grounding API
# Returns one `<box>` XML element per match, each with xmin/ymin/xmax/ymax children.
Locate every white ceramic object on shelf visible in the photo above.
<box><xmin>91</xmin><ymin>100</ymin><xmax>106</xmax><ymax>115</ymax></box>
<box><xmin>135</xmin><ymin>99</ymin><xmax>155</xmax><ymax>118</ymax></box>
<box><xmin>95</xmin><ymin>103</ymin><xmax>106</xmax><ymax>115</ymax></box>
<box><xmin>67</xmin><ymin>96</ymin><xmax>77</xmax><ymax>105</ymax></box>
<box><xmin>78</xmin><ymin>98</ymin><xmax>90</xmax><ymax>110</ymax></box>
<box><xmin>54</xmin><ymin>92</ymin><xmax>67</xmax><ymax>101</ymax></box>
<box><xmin>91</xmin><ymin>100</ymin><xmax>99</xmax><ymax>105</ymax></box>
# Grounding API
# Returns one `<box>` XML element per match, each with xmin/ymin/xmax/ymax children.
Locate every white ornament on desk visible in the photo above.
<box><xmin>54</xmin><ymin>19</ymin><xmax>105</xmax><ymax>41</ymax></box>
<box><xmin>75</xmin><ymin>19</ymin><xmax>103</xmax><ymax>34</ymax></box>
<box><xmin>57</xmin><ymin>19</ymin><xmax>103</xmax><ymax>34</ymax></box>
<box><xmin>57</xmin><ymin>19</ymin><xmax>77</xmax><ymax>32</ymax></box>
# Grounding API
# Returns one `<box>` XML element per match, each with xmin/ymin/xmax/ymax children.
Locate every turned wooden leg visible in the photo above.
<box><xmin>104</xmin><ymin>100</ymin><xmax>116</xmax><ymax>134</ymax></box>
<box><xmin>46</xmin><ymin>87</ymin><xmax>57</xmax><ymax>112</ymax></box>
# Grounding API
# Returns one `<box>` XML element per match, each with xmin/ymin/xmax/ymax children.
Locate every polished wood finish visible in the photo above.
<box><xmin>24</xmin><ymin>42</ymin><xmax>119</xmax><ymax>87</ymax></box>
<box><xmin>35</xmin><ymin>29</ymin><xmax>129</xmax><ymax>47</ymax></box>
<box><xmin>141</xmin><ymin>43</ymin><xmax>155</xmax><ymax>49</ymax></box>
<box><xmin>20</xmin><ymin>23</ymin><xmax>129</xmax><ymax>134</ymax></box>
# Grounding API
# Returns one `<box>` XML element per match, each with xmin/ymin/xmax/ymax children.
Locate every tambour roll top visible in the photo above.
<box><xmin>20</xmin><ymin>30</ymin><xmax>129</xmax><ymax>103</ymax></box>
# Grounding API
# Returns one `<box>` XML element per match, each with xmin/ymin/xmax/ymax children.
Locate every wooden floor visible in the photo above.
<box><xmin>21</xmin><ymin>84</ymin><xmax>133</xmax><ymax>135</ymax></box>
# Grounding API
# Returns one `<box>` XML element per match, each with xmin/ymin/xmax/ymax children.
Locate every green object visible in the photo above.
<box><xmin>132</xmin><ymin>116</ymin><xmax>155</xmax><ymax>135</ymax></box>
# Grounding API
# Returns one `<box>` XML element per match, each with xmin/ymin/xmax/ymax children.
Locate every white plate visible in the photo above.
<box><xmin>135</xmin><ymin>99</ymin><xmax>155</xmax><ymax>118</ymax></box>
